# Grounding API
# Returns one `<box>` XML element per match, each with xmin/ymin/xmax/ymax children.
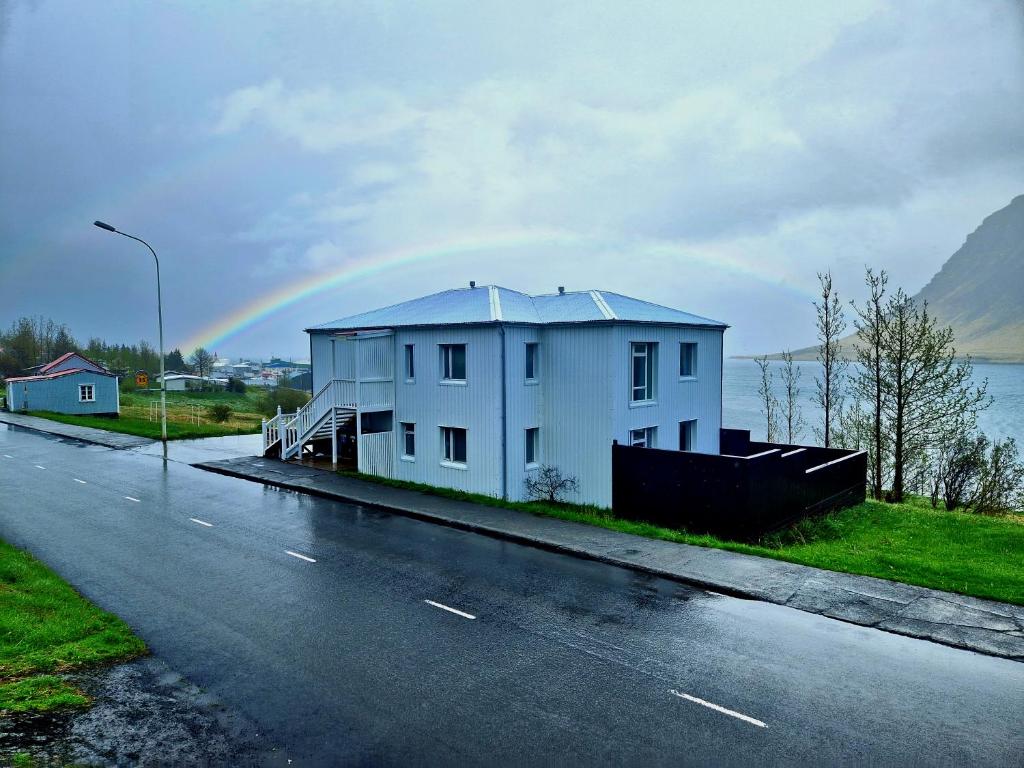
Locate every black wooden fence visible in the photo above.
<box><xmin>611</xmin><ymin>428</ymin><xmax>867</xmax><ymax>540</ymax></box>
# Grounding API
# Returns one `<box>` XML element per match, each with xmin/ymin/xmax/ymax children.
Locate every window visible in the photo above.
<box><xmin>525</xmin><ymin>427</ymin><xmax>539</xmax><ymax>467</ymax></box>
<box><xmin>525</xmin><ymin>343</ymin><xmax>539</xmax><ymax>382</ymax></box>
<box><xmin>404</xmin><ymin>344</ymin><xmax>415</xmax><ymax>381</ymax></box>
<box><xmin>78</xmin><ymin>384</ymin><xmax>95</xmax><ymax>402</ymax></box>
<box><xmin>631</xmin><ymin>342</ymin><xmax>657</xmax><ymax>402</ymax></box>
<box><xmin>401</xmin><ymin>422</ymin><xmax>415</xmax><ymax>459</ymax></box>
<box><xmin>441</xmin><ymin>426</ymin><xmax>467</xmax><ymax>465</ymax></box>
<box><xmin>630</xmin><ymin>426</ymin><xmax>657</xmax><ymax>448</ymax></box>
<box><xmin>440</xmin><ymin>344</ymin><xmax>467</xmax><ymax>381</ymax></box>
<box><xmin>679</xmin><ymin>342</ymin><xmax>697</xmax><ymax>378</ymax></box>
<box><xmin>679</xmin><ymin>419</ymin><xmax>696</xmax><ymax>451</ymax></box>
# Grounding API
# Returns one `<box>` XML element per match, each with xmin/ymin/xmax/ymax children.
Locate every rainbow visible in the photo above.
<box><xmin>179</xmin><ymin>229</ymin><xmax>812</xmax><ymax>353</ymax></box>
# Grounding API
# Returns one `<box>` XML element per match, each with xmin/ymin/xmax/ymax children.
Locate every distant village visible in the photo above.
<box><xmin>155</xmin><ymin>357</ymin><xmax>311</xmax><ymax>392</ymax></box>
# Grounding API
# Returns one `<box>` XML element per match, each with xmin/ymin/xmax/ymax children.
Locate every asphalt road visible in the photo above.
<box><xmin>1</xmin><ymin>424</ymin><xmax>1022</xmax><ymax>766</ymax></box>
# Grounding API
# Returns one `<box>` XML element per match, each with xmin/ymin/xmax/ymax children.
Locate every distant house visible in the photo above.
<box><xmin>264</xmin><ymin>284</ymin><xmax>727</xmax><ymax>507</ymax></box>
<box><xmin>157</xmin><ymin>373</ymin><xmax>227</xmax><ymax>391</ymax></box>
<box><xmin>5</xmin><ymin>352</ymin><xmax>119</xmax><ymax>415</ymax></box>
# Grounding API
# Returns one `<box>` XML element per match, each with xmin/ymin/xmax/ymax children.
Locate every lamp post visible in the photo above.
<box><xmin>93</xmin><ymin>221</ymin><xmax>167</xmax><ymax>457</ymax></box>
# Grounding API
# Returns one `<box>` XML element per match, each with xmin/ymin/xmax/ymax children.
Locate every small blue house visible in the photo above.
<box><xmin>5</xmin><ymin>352</ymin><xmax>119</xmax><ymax>415</ymax></box>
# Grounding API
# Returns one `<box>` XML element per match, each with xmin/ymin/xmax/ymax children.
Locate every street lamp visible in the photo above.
<box><xmin>93</xmin><ymin>220</ymin><xmax>167</xmax><ymax>456</ymax></box>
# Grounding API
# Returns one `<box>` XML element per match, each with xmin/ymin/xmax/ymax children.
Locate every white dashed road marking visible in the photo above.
<box><xmin>189</xmin><ymin>518</ymin><xmax>213</xmax><ymax>527</ymax></box>
<box><xmin>424</xmin><ymin>600</ymin><xmax>476</xmax><ymax>620</ymax></box>
<box><xmin>74</xmin><ymin>479</ymin><xmax>87</xmax><ymax>484</ymax></box>
<box><xmin>34</xmin><ymin>465</ymin><xmax>45</xmax><ymax>470</ymax></box>
<box><xmin>124</xmin><ymin>496</ymin><xmax>141</xmax><ymax>503</ymax></box>
<box><xmin>2</xmin><ymin>454</ymin><xmax>13</xmax><ymax>459</ymax></box>
<box><xmin>285</xmin><ymin>550</ymin><xmax>316</xmax><ymax>563</ymax></box>
<box><xmin>669</xmin><ymin>690</ymin><xmax>766</xmax><ymax>728</ymax></box>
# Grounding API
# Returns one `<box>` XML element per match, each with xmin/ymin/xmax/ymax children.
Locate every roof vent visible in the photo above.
<box><xmin>469</xmin><ymin>280</ymin><xmax>476</xmax><ymax>288</ymax></box>
<box><xmin>558</xmin><ymin>286</ymin><xmax>565</xmax><ymax>295</ymax></box>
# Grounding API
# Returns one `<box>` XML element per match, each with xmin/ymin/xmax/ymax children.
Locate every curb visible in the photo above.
<box><xmin>0</xmin><ymin>414</ymin><xmax>155</xmax><ymax>450</ymax></box>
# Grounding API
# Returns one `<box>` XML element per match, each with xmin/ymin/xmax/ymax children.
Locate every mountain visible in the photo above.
<box><xmin>765</xmin><ymin>195</ymin><xmax>1024</xmax><ymax>363</ymax></box>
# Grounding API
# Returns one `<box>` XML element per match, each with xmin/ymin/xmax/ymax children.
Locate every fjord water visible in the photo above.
<box><xmin>723</xmin><ymin>359</ymin><xmax>1024</xmax><ymax>446</ymax></box>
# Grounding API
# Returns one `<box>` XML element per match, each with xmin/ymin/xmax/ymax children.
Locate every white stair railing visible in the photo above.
<box><xmin>280</xmin><ymin>380</ymin><xmax>356</xmax><ymax>460</ymax></box>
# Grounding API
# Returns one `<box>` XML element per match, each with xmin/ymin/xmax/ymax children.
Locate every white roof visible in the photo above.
<box><xmin>309</xmin><ymin>286</ymin><xmax>727</xmax><ymax>332</ymax></box>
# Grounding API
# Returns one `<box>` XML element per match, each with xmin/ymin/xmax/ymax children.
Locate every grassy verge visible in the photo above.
<box><xmin>0</xmin><ymin>540</ymin><xmax>146</xmax><ymax>714</ymax></box>
<box><xmin>27</xmin><ymin>411</ymin><xmax>257</xmax><ymax>440</ymax></box>
<box><xmin>338</xmin><ymin>470</ymin><xmax>1024</xmax><ymax>605</ymax></box>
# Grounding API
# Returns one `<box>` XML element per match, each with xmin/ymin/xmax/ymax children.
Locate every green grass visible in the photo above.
<box><xmin>119</xmin><ymin>388</ymin><xmax>266</xmax><ymax>412</ymax></box>
<box><xmin>339</xmin><ymin>470</ymin><xmax>1024</xmax><ymax>605</ymax></box>
<box><xmin>27</xmin><ymin>411</ymin><xmax>258</xmax><ymax>440</ymax></box>
<box><xmin>0</xmin><ymin>540</ymin><xmax>146</xmax><ymax>714</ymax></box>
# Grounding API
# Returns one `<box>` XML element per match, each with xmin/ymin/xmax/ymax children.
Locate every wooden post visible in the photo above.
<box><xmin>331</xmin><ymin>407</ymin><xmax>338</xmax><ymax>467</ymax></box>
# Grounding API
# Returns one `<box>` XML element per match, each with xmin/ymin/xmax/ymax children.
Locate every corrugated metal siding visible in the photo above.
<box><xmin>612</xmin><ymin>325</ymin><xmax>723</xmax><ymax>455</ymax></box>
<box><xmin>539</xmin><ymin>326</ymin><xmax>615</xmax><ymax>506</ymax></box>
<box><xmin>310</xmin><ymin>334</ymin><xmax>333</xmax><ymax>393</ymax></box>
<box><xmin>502</xmin><ymin>326</ymin><xmax>543</xmax><ymax>501</ymax></box>
<box><xmin>6</xmin><ymin>372</ymin><xmax>119</xmax><ymax>415</ymax></box>
<box><xmin>391</xmin><ymin>326</ymin><xmax>503</xmax><ymax>496</ymax></box>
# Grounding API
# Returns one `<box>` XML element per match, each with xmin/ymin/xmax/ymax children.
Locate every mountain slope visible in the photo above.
<box><xmin>772</xmin><ymin>195</ymin><xmax>1024</xmax><ymax>363</ymax></box>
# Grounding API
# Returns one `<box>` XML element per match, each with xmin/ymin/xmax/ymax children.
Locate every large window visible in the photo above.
<box><xmin>679</xmin><ymin>419</ymin><xmax>696</xmax><ymax>451</ymax></box>
<box><xmin>679</xmin><ymin>342</ymin><xmax>697</xmax><ymax>378</ymax></box>
<box><xmin>631</xmin><ymin>342</ymin><xmax>657</xmax><ymax>402</ymax></box>
<box><xmin>78</xmin><ymin>384</ymin><xmax>95</xmax><ymax>403</ymax></box>
<box><xmin>404</xmin><ymin>344</ymin><xmax>415</xmax><ymax>381</ymax></box>
<box><xmin>401</xmin><ymin>422</ymin><xmax>415</xmax><ymax>459</ymax></box>
<box><xmin>525</xmin><ymin>427</ymin><xmax>539</xmax><ymax>467</ymax></box>
<box><xmin>525</xmin><ymin>343</ymin><xmax>539</xmax><ymax>382</ymax></box>
<box><xmin>440</xmin><ymin>344</ymin><xmax>467</xmax><ymax>382</ymax></box>
<box><xmin>630</xmin><ymin>426</ymin><xmax>657</xmax><ymax>448</ymax></box>
<box><xmin>441</xmin><ymin>426</ymin><xmax>467</xmax><ymax>465</ymax></box>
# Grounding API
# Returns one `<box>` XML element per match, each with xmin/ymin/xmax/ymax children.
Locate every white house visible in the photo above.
<box><xmin>264</xmin><ymin>284</ymin><xmax>727</xmax><ymax>507</ymax></box>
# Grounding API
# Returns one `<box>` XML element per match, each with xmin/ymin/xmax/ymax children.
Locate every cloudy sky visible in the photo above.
<box><xmin>1</xmin><ymin>0</ymin><xmax>1022</xmax><ymax>359</ymax></box>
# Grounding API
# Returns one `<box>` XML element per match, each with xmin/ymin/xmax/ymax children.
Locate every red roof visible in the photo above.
<box><xmin>6</xmin><ymin>367</ymin><xmax>117</xmax><ymax>383</ymax></box>
<box><xmin>39</xmin><ymin>351</ymin><xmax>108</xmax><ymax>374</ymax></box>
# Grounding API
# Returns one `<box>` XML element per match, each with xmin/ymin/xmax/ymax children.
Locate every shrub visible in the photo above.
<box><xmin>259</xmin><ymin>386</ymin><xmax>311</xmax><ymax>417</ymax></box>
<box><xmin>524</xmin><ymin>465</ymin><xmax>580</xmax><ymax>503</ymax></box>
<box><xmin>207</xmin><ymin>404</ymin><xmax>232</xmax><ymax>423</ymax></box>
<box><xmin>225</xmin><ymin>377</ymin><xmax>246</xmax><ymax>393</ymax></box>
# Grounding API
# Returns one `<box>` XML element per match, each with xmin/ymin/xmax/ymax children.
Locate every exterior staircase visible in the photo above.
<box><xmin>262</xmin><ymin>379</ymin><xmax>356</xmax><ymax>460</ymax></box>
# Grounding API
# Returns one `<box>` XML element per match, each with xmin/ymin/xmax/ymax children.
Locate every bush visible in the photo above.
<box><xmin>259</xmin><ymin>386</ymin><xmax>311</xmax><ymax>417</ymax></box>
<box><xmin>225</xmin><ymin>377</ymin><xmax>246</xmax><ymax>393</ymax></box>
<box><xmin>524</xmin><ymin>465</ymin><xmax>579</xmax><ymax>503</ymax></box>
<box><xmin>207</xmin><ymin>404</ymin><xmax>232</xmax><ymax>423</ymax></box>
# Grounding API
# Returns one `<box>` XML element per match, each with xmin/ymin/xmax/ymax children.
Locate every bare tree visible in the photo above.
<box><xmin>851</xmin><ymin>268</ymin><xmax>888</xmax><ymax>500</ymax></box>
<box><xmin>877</xmin><ymin>289</ymin><xmax>989</xmax><ymax>502</ymax></box>
<box><xmin>525</xmin><ymin>465</ymin><xmax>579</xmax><ymax>503</ymax></box>
<box><xmin>755</xmin><ymin>356</ymin><xmax>780</xmax><ymax>443</ymax></box>
<box><xmin>188</xmin><ymin>347</ymin><xmax>215</xmax><ymax>390</ymax></box>
<box><xmin>780</xmin><ymin>350</ymin><xmax>804</xmax><ymax>443</ymax></box>
<box><xmin>813</xmin><ymin>271</ymin><xmax>847</xmax><ymax>447</ymax></box>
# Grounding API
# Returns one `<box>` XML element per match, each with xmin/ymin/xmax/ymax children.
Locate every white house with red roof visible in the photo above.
<box><xmin>4</xmin><ymin>352</ymin><xmax>120</xmax><ymax>415</ymax></box>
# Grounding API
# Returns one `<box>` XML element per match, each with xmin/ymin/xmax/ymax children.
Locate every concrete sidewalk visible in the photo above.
<box><xmin>196</xmin><ymin>455</ymin><xmax>1024</xmax><ymax>662</ymax></box>
<box><xmin>0</xmin><ymin>411</ymin><xmax>155</xmax><ymax>449</ymax></box>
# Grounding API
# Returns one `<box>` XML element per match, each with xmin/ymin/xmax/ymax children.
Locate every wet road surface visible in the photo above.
<box><xmin>1</xmin><ymin>425</ymin><xmax>1022</xmax><ymax>766</ymax></box>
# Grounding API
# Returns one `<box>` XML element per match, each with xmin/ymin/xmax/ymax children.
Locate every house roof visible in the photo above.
<box><xmin>6</xmin><ymin>367</ymin><xmax>116</xmax><ymax>383</ymax></box>
<box><xmin>6</xmin><ymin>351</ymin><xmax>115</xmax><ymax>383</ymax></box>
<box><xmin>308</xmin><ymin>286</ymin><xmax>727</xmax><ymax>332</ymax></box>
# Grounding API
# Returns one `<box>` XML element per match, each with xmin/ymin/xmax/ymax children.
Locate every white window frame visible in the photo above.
<box><xmin>401</xmin><ymin>421</ymin><xmax>416</xmax><ymax>460</ymax></box>
<box><xmin>440</xmin><ymin>344</ymin><xmax>467</xmax><ymax>384</ymax></box>
<box><xmin>525</xmin><ymin>427</ymin><xmax>540</xmax><ymax>469</ymax></box>
<box><xmin>679</xmin><ymin>342</ymin><xmax>697</xmax><ymax>379</ymax></box>
<box><xmin>440</xmin><ymin>425</ymin><xmax>468</xmax><ymax>468</ymax></box>
<box><xmin>679</xmin><ymin>419</ymin><xmax>696</xmax><ymax>451</ymax></box>
<box><xmin>630</xmin><ymin>426</ymin><xmax>657</xmax><ymax>448</ymax></box>
<box><xmin>525</xmin><ymin>342</ymin><xmax>539</xmax><ymax>384</ymax></box>
<box><xmin>631</xmin><ymin>342</ymin><xmax>657</xmax><ymax>404</ymax></box>
<box><xmin>78</xmin><ymin>383</ymin><xmax>96</xmax><ymax>403</ymax></box>
<box><xmin>404</xmin><ymin>344</ymin><xmax>415</xmax><ymax>382</ymax></box>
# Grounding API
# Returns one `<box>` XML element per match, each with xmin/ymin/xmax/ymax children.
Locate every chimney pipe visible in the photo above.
<box><xmin>558</xmin><ymin>286</ymin><xmax>565</xmax><ymax>295</ymax></box>
<box><xmin>470</xmin><ymin>280</ymin><xmax>476</xmax><ymax>288</ymax></box>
